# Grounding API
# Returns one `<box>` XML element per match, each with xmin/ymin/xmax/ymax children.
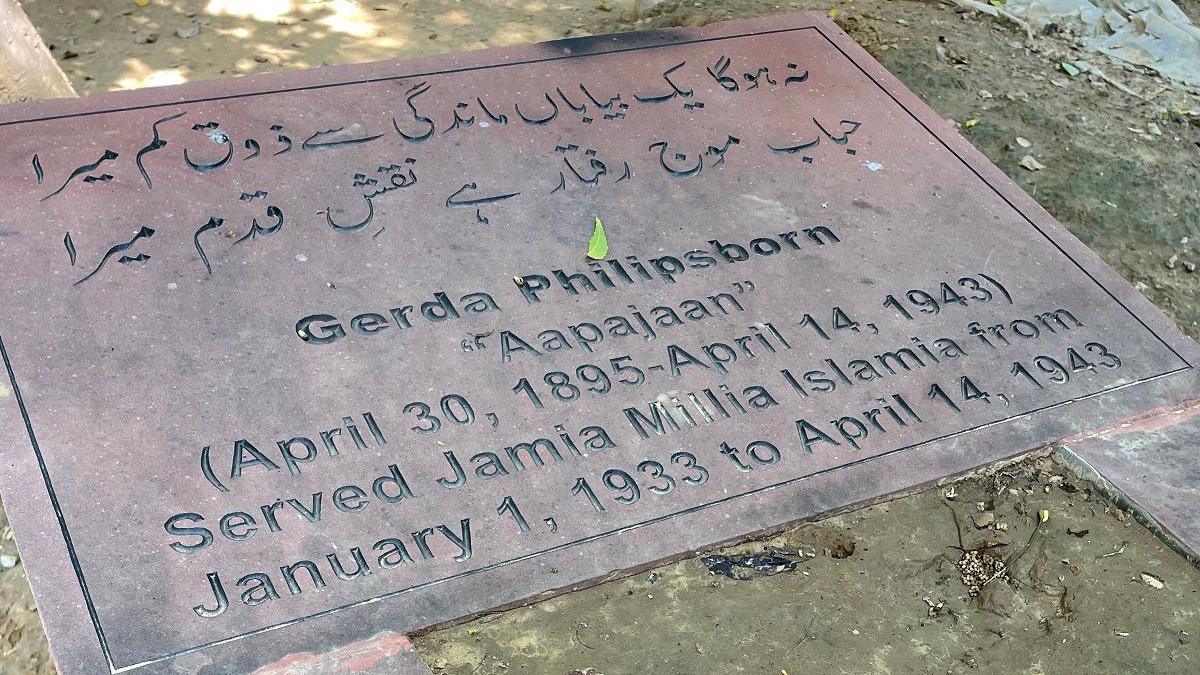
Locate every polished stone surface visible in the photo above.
<box><xmin>0</xmin><ymin>13</ymin><xmax>1196</xmax><ymax>674</ymax></box>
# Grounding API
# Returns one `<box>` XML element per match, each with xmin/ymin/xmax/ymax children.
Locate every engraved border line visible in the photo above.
<box><xmin>809</xmin><ymin>28</ymin><xmax>1190</xmax><ymax>369</ymax></box>
<box><xmin>1</xmin><ymin>23</ymin><xmax>1186</xmax><ymax>367</ymax></box>
<box><xmin>0</xmin><ymin>334</ymin><xmax>117</xmax><ymax>673</ymax></box>
<box><xmin>0</xmin><ymin>24</ymin><xmax>1192</xmax><ymax>673</ymax></box>
<box><xmin>111</xmin><ymin>365</ymin><xmax>1189</xmax><ymax>673</ymax></box>
<box><xmin>0</xmin><ymin>23</ymin><xmax>1185</xmax><ymax>368</ymax></box>
<box><xmin>1</xmin><ymin>28</ymin><xmax>816</xmax><ymax>129</ymax></box>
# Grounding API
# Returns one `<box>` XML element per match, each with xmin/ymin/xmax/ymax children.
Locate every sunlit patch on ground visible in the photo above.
<box><xmin>309</xmin><ymin>0</ymin><xmax>382</xmax><ymax>38</ymax></box>
<box><xmin>23</xmin><ymin>0</ymin><xmax>617</xmax><ymax>94</ymax></box>
<box><xmin>436</xmin><ymin>9</ymin><xmax>473</xmax><ymax>26</ymax></box>
<box><xmin>114</xmin><ymin>58</ymin><xmax>187</xmax><ymax>89</ymax></box>
<box><xmin>204</xmin><ymin>0</ymin><xmax>294</xmax><ymax>22</ymax></box>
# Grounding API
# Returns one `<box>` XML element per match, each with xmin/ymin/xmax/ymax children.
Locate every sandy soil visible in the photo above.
<box><xmin>5</xmin><ymin>0</ymin><xmax>1200</xmax><ymax>672</ymax></box>
<box><xmin>20</xmin><ymin>0</ymin><xmax>620</xmax><ymax>92</ymax></box>
<box><xmin>0</xmin><ymin>506</ymin><xmax>53</xmax><ymax>674</ymax></box>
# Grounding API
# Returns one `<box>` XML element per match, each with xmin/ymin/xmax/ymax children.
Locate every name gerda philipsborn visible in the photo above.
<box><xmin>292</xmin><ymin>229</ymin><xmax>837</xmax><ymax>346</ymax></box>
<box><xmin>0</xmin><ymin>15</ymin><xmax>1192</xmax><ymax>673</ymax></box>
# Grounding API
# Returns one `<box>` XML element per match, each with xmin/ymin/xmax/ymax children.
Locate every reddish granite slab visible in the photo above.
<box><xmin>0</xmin><ymin>14</ymin><xmax>1196</xmax><ymax>674</ymax></box>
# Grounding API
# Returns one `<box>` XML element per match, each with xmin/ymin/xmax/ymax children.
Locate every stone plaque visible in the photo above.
<box><xmin>0</xmin><ymin>14</ymin><xmax>1196</xmax><ymax>674</ymax></box>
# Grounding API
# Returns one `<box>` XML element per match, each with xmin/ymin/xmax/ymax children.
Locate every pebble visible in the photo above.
<box><xmin>1019</xmin><ymin>155</ymin><xmax>1045</xmax><ymax>171</ymax></box>
<box><xmin>957</xmin><ymin>549</ymin><xmax>1008</xmax><ymax>596</ymax></box>
<box><xmin>972</xmin><ymin>512</ymin><xmax>995</xmax><ymax>529</ymax></box>
<box><xmin>0</xmin><ymin>554</ymin><xmax>17</xmax><ymax>569</ymax></box>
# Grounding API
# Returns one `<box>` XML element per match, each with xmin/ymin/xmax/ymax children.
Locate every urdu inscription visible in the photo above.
<box><xmin>0</xmin><ymin>14</ymin><xmax>1196</xmax><ymax>675</ymax></box>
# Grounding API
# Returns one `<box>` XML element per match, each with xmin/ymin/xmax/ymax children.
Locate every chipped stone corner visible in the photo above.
<box><xmin>1054</xmin><ymin>398</ymin><xmax>1200</xmax><ymax>569</ymax></box>
<box><xmin>250</xmin><ymin>631</ymin><xmax>432</xmax><ymax>675</ymax></box>
<box><xmin>1060</xmin><ymin>397</ymin><xmax>1200</xmax><ymax>445</ymax></box>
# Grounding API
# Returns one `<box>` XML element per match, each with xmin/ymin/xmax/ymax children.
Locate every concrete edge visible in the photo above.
<box><xmin>0</xmin><ymin>0</ymin><xmax>76</xmax><ymax>104</ymax></box>
<box><xmin>1053</xmin><ymin>444</ymin><xmax>1200</xmax><ymax>569</ymax></box>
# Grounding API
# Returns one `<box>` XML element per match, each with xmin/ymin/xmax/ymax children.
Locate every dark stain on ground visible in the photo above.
<box><xmin>535</xmin><ymin>27</ymin><xmax>693</xmax><ymax>58</ymax></box>
<box><xmin>851</xmin><ymin>198</ymin><xmax>888</xmax><ymax>215</ymax></box>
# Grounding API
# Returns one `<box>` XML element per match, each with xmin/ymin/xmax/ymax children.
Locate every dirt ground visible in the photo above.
<box><xmin>416</xmin><ymin>455</ymin><xmax>1200</xmax><ymax>674</ymax></box>
<box><xmin>4</xmin><ymin>0</ymin><xmax>1200</xmax><ymax>673</ymax></box>
<box><xmin>0</xmin><ymin>507</ymin><xmax>49</xmax><ymax>674</ymax></box>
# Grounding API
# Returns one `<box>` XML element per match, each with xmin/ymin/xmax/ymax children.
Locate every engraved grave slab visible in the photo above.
<box><xmin>0</xmin><ymin>14</ymin><xmax>1197</xmax><ymax>674</ymax></box>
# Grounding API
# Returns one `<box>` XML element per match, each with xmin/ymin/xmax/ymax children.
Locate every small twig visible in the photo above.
<box><xmin>979</xmin><ymin>564</ymin><xmax>1009</xmax><ymax>590</ymax></box>
<box><xmin>1005</xmin><ymin>513</ymin><xmax>1044</xmax><ymax>567</ymax></box>
<box><xmin>1098</xmin><ymin>540</ymin><xmax>1129</xmax><ymax>560</ymax></box>
<box><xmin>573</xmin><ymin>629</ymin><xmax>594</xmax><ymax>650</ymax></box>
<box><xmin>1088</xmin><ymin>65</ymin><xmax>1151</xmax><ymax>101</ymax></box>
<box><xmin>785</xmin><ymin>614</ymin><xmax>818</xmax><ymax>657</ymax></box>
<box><xmin>950</xmin><ymin>0</ymin><xmax>1034</xmax><ymax>41</ymax></box>
<box><xmin>943</xmin><ymin>500</ymin><xmax>966</xmax><ymax>551</ymax></box>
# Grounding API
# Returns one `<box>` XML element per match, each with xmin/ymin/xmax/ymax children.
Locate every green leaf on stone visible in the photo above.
<box><xmin>586</xmin><ymin>217</ymin><xmax>608</xmax><ymax>260</ymax></box>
